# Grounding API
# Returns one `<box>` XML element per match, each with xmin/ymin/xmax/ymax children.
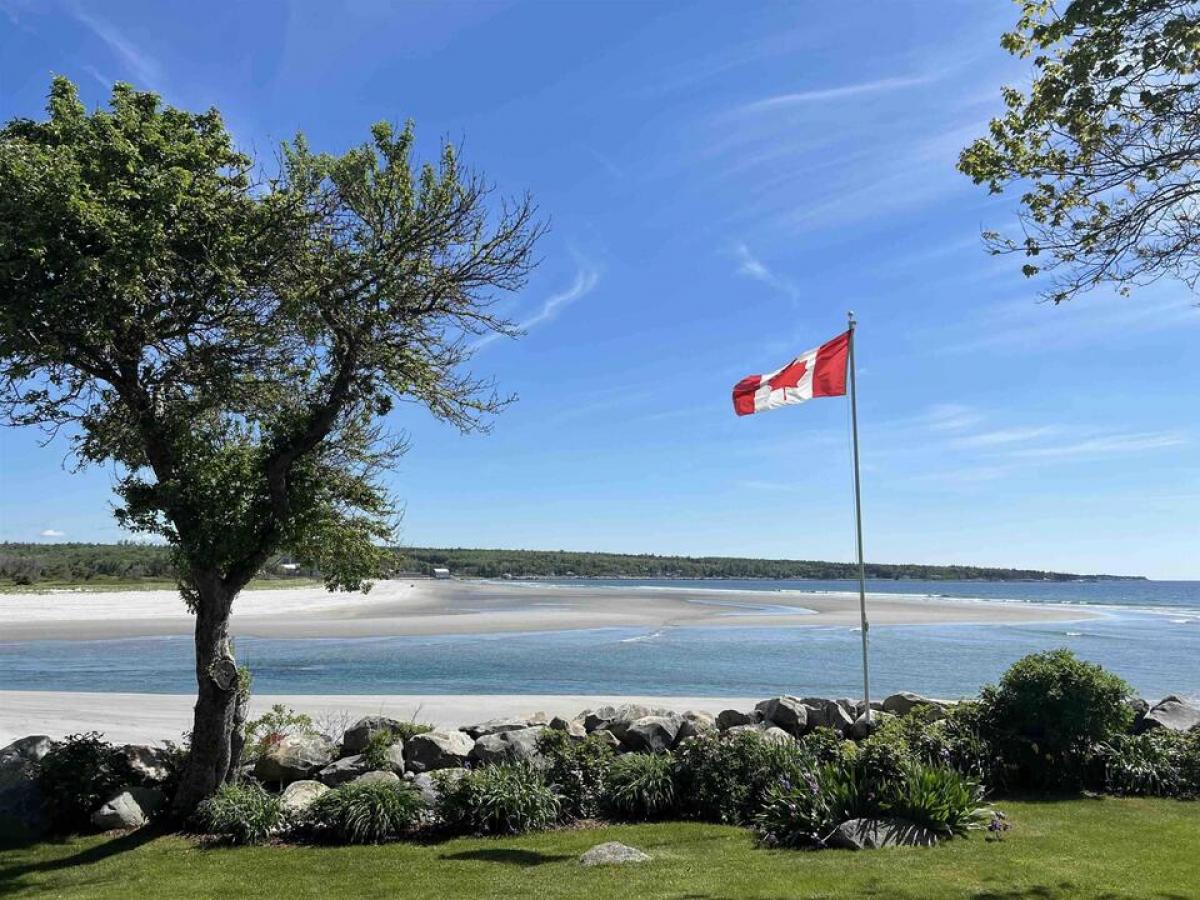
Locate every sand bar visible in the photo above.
<box><xmin>0</xmin><ymin>578</ymin><xmax>1099</xmax><ymax>642</ymax></box>
<box><xmin>0</xmin><ymin>691</ymin><xmax>761</xmax><ymax>746</ymax></box>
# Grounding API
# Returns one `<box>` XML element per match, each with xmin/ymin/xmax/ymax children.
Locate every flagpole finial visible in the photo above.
<box><xmin>847</xmin><ymin>310</ymin><xmax>856</xmax><ymax>329</ymax></box>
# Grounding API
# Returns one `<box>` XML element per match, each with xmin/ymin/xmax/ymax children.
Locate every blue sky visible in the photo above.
<box><xmin>1</xmin><ymin>1</ymin><xmax>1197</xmax><ymax>579</ymax></box>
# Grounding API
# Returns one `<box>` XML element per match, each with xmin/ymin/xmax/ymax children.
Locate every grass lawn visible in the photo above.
<box><xmin>1</xmin><ymin>797</ymin><xmax>1196</xmax><ymax>899</ymax></box>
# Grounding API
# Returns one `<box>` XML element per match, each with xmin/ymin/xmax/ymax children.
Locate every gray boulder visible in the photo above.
<box><xmin>350</xmin><ymin>771</ymin><xmax>401</xmax><ymax>788</ymax></box>
<box><xmin>762</xmin><ymin>726</ymin><xmax>795</xmax><ymax>746</ymax></box>
<box><xmin>91</xmin><ymin>787</ymin><xmax>163</xmax><ymax>831</ymax></box>
<box><xmin>881</xmin><ymin>692</ymin><xmax>930</xmax><ymax>717</ymax></box>
<box><xmin>412</xmin><ymin>768</ymin><xmax>466</xmax><ymax>807</ymax></box>
<box><xmin>463</xmin><ymin>712</ymin><xmax>548</xmax><ymax>740</ymax></box>
<box><xmin>548</xmin><ymin>716</ymin><xmax>587</xmax><ymax>739</ymax></box>
<box><xmin>404</xmin><ymin>729</ymin><xmax>474</xmax><ymax>773</ymax></box>
<box><xmin>579</xmin><ymin>841</ymin><xmax>651</xmax><ymax>866</ymax></box>
<box><xmin>620</xmin><ymin>715</ymin><xmax>682</xmax><ymax>754</ymax></box>
<box><xmin>470</xmin><ymin>727</ymin><xmax>547</xmax><ymax>766</ymax></box>
<box><xmin>756</xmin><ymin>697</ymin><xmax>809</xmax><ymax>737</ymax></box>
<box><xmin>0</xmin><ymin>735</ymin><xmax>52</xmax><ymax>835</ymax></box>
<box><xmin>318</xmin><ymin>753</ymin><xmax>374</xmax><ymax>786</ymax></box>
<box><xmin>592</xmin><ymin>729</ymin><xmax>621</xmax><ymax>751</ymax></box>
<box><xmin>342</xmin><ymin>716</ymin><xmax>405</xmax><ymax>754</ymax></box>
<box><xmin>828</xmin><ymin>817</ymin><xmax>939</xmax><ymax>850</ymax></box>
<box><xmin>725</xmin><ymin>724</ymin><xmax>767</xmax><ymax>739</ymax></box>
<box><xmin>675</xmin><ymin>710</ymin><xmax>717</xmax><ymax>744</ymax></box>
<box><xmin>121</xmin><ymin>745</ymin><xmax>172</xmax><ymax>784</ymax></box>
<box><xmin>254</xmin><ymin>733</ymin><xmax>337</xmax><ymax>785</ymax></box>
<box><xmin>280</xmin><ymin>780</ymin><xmax>328</xmax><ymax>814</ymax></box>
<box><xmin>1140</xmin><ymin>696</ymin><xmax>1200</xmax><ymax>733</ymax></box>
<box><xmin>802</xmin><ymin>698</ymin><xmax>855</xmax><ymax>735</ymax></box>
<box><xmin>717</xmin><ymin>708</ymin><xmax>762</xmax><ymax>730</ymax></box>
<box><xmin>583</xmin><ymin>704</ymin><xmax>672</xmax><ymax>736</ymax></box>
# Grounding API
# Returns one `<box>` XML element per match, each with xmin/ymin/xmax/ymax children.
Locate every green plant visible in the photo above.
<box><xmin>389</xmin><ymin>721</ymin><xmax>435</xmax><ymax>741</ymax></box>
<box><xmin>193</xmin><ymin>783</ymin><xmax>284</xmax><ymax>845</ymax></box>
<box><xmin>243</xmin><ymin>705</ymin><xmax>317</xmax><ymax>760</ymax></box>
<box><xmin>980</xmin><ymin>649</ymin><xmax>1133</xmax><ymax>790</ymax></box>
<box><xmin>753</xmin><ymin>762</ymin><xmax>864</xmax><ymax>849</ymax></box>
<box><xmin>1096</xmin><ymin>731</ymin><xmax>1185</xmax><ymax>797</ymax></box>
<box><xmin>1179</xmin><ymin>727</ymin><xmax>1200</xmax><ymax>798</ymax></box>
<box><xmin>36</xmin><ymin>732</ymin><xmax>137</xmax><ymax>833</ymax></box>
<box><xmin>883</xmin><ymin>763</ymin><xmax>987</xmax><ymax>838</ymax></box>
<box><xmin>673</xmin><ymin>729</ymin><xmax>815</xmax><ymax>825</ymax></box>
<box><xmin>537</xmin><ymin>729</ymin><xmax>614</xmax><ymax>820</ymax></box>
<box><xmin>361</xmin><ymin>730</ymin><xmax>399</xmax><ymax>771</ymax></box>
<box><xmin>305</xmin><ymin>781</ymin><xmax>425</xmax><ymax>844</ymax></box>
<box><xmin>604</xmin><ymin>753</ymin><xmax>677</xmax><ymax>821</ymax></box>
<box><xmin>801</xmin><ymin>726</ymin><xmax>854</xmax><ymax>764</ymax></box>
<box><xmin>436</xmin><ymin>763</ymin><xmax>559</xmax><ymax>835</ymax></box>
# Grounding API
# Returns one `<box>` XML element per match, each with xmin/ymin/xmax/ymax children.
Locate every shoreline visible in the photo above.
<box><xmin>0</xmin><ymin>578</ymin><xmax>1101</xmax><ymax>642</ymax></box>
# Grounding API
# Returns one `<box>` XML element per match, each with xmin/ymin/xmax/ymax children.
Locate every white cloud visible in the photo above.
<box><xmin>951</xmin><ymin>426</ymin><xmax>1060</xmax><ymax>449</ymax></box>
<box><xmin>733</xmin><ymin>243</ymin><xmax>799</xmax><ymax>301</ymax></box>
<box><xmin>473</xmin><ymin>262</ymin><xmax>601</xmax><ymax>351</ymax></box>
<box><xmin>923</xmin><ymin>404</ymin><xmax>984</xmax><ymax>432</ymax></box>
<box><xmin>737</xmin><ymin>75</ymin><xmax>935</xmax><ymax>113</ymax></box>
<box><xmin>39</xmin><ymin>529</ymin><xmax>65</xmax><ymax>538</ymax></box>
<box><xmin>71</xmin><ymin>5</ymin><xmax>163</xmax><ymax>90</ymax></box>
<box><xmin>1010</xmin><ymin>432</ymin><xmax>1187</xmax><ymax>460</ymax></box>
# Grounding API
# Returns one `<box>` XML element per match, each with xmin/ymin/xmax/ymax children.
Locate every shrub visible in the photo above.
<box><xmin>305</xmin><ymin>781</ymin><xmax>425</xmax><ymax>844</ymax></box>
<box><xmin>1096</xmin><ymin>731</ymin><xmax>1186</xmax><ymax>797</ymax></box>
<box><xmin>980</xmin><ymin>649</ymin><xmax>1133</xmax><ymax>789</ymax></box>
<box><xmin>389</xmin><ymin>721</ymin><xmax>435</xmax><ymax>741</ymax></box>
<box><xmin>361</xmin><ymin>730</ymin><xmax>399</xmax><ymax>771</ymax></box>
<box><xmin>801</xmin><ymin>726</ymin><xmax>855</xmax><ymax>765</ymax></box>
<box><xmin>194</xmin><ymin>783</ymin><xmax>284</xmax><ymax>845</ymax></box>
<box><xmin>604</xmin><ymin>752</ymin><xmax>677</xmax><ymax>821</ymax></box>
<box><xmin>243</xmin><ymin>705</ymin><xmax>316</xmax><ymax>760</ymax></box>
<box><xmin>753</xmin><ymin>762</ymin><xmax>867</xmax><ymax>849</ymax></box>
<box><xmin>537</xmin><ymin>729</ymin><xmax>614</xmax><ymax>820</ymax></box>
<box><xmin>37</xmin><ymin>732</ymin><xmax>137</xmax><ymax>832</ymax></box>
<box><xmin>674</xmin><ymin>730</ymin><xmax>813</xmax><ymax>824</ymax></box>
<box><xmin>1179</xmin><ymin>727</ymin><xmax>1200</xmax><ymax>798</ymax></box>
<box><xmin>436</xmin><ymin>762</ymin><xmax>559</xmax><ymax>835</ymax></box>
<box><xmin>884</xmin><ymin>763</ymin><xmax>987</xmax><ymax>838</ymax></box>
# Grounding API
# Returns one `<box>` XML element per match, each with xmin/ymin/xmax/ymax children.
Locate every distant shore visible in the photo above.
<box><xmin>0</xmin><ymin>577</ymin><xmax>1100</xmax><ymax>643</ymax></box>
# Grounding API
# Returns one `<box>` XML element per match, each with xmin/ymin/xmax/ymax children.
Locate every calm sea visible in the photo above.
<box><xmin>2</xmin><ymin>579</ymin><xmax>1197</xmax><ymax>702</ymax></box>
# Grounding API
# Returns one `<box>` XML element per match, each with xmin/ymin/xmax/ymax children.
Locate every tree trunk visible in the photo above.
<box><xmin>172</xmin><ymin>573</ymin><xmax>241</xmax><ymax>817</ymax></box>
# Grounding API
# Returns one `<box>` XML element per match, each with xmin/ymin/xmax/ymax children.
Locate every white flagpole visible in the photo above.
<box><xmin>847</xmin><ymin>311</ymin><xmax>872</xmax><ymax>726</ymax></box>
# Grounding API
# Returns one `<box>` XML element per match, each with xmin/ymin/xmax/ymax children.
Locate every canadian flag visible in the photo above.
<box><xmin>732</xmin><ymin>331</ymin><xmax>850</xmax><ymax>416</ymax></box>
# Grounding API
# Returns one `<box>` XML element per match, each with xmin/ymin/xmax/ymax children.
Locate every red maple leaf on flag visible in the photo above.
<box><xmin>767</xmin><ymin>359</ymin><xmax>807</xmax><ymax>391</ymax></box>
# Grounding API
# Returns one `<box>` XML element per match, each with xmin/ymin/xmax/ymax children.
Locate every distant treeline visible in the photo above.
<box><xmin>397</xmin><ymin>548</ymin><xmax>1140</xmax><ymax>582</ymax></box>
<box><xmin>0</xmin><ymin>542</ymin><xmax>1142</xmax><ymax>587</ymax></box>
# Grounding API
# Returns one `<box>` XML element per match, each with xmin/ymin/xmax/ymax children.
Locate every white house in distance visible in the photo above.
<box><xmin>432</xmin><ymin>567</ymin><xmax>451</xmax><ymax>579</ymax></box>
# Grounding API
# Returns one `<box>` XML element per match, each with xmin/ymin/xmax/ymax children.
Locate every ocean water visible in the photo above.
<box><xmin>1</xmin><ymin>579</ymin><xmax>1197</xmax><ymax>702</ymax></box>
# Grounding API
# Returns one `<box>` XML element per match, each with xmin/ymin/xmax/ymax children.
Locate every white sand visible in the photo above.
<box><xmin>0</xmin><ymin>691</ymin><xmax>759</xmax><ymax>746</ymax></box>
<box><xmin>0</xmin><ymin>578</ymin><xmax>1098</xmax><ymax>642</ymax></box>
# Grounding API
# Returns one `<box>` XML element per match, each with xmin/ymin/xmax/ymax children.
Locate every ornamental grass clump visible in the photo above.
<box><xmin>753</xmin><ymin>762</ymin><xmax>861</xmax><ymax>849</ymax></box>
<box><xmin>194</xmin><ymin>783</ymin><xmax>284</xmax><ymax>845</ymax></box>
<box><xmin>884</xmin><ymin>763</ymin><xmax>988</xmax><ymax>838</ymax></box>
<box><xmin>603</xmin><ymin>752</ymin><xmax>678</xmax><ymax>821</ymax></box>
<box><xmin>1096</xmin><ymin>731</ymin><xmax>1189</xmax><ymax>798</ymax></box>
<box><xmin>305</xmin><ymin>781</ymin><xmax>425</xmax><ymax>844</ymax></box>
<box><xmin>436</xmin><ymin>762</ymin><xmax>559</xmax><ymax>836</ymax></box>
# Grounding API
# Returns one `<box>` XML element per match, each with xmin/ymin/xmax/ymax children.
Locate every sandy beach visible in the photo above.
<box><xmin>0</xmin><ymin>577</ymin><xmax>1098</xmax><ymax>642</ymax></box>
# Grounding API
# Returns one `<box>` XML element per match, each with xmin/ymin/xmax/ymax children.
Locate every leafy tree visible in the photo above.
<box><xmin>959</xmin><ymin>0</ymin><xmax>1200</xmax><ymax>303</ymax></box>
<box><xmin>0</xmin><ymin>78</ymin><xmax>541</xmax><ymax>813</ymax></box>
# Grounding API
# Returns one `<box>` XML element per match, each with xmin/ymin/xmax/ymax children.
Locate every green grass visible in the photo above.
<box><xmin>1</xmin><ymin>797</ymin><xmax>1196</xmax><ymax>898</ymax></box>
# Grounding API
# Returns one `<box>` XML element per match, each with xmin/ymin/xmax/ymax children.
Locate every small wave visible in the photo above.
<box><xmin>620</xmin><ymin>630</ymin><xmax>664</xmax><ymax>644</ymax></box>
<box><xmin>1170</xmin><ymin>619</ymin><xmax>1191</xmax><ymax>625</ymax></box>
<box><xmin>1065</xmin><ymin>631</ymin><xmax>1083</xmax><ymax>637</ymax></box>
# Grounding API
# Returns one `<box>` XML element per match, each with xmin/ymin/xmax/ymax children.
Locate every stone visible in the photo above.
<box><xmin>469</xmin><ymin>727</ymin><xmax>546</xmax><ymax>766</ymax></box>
<box><xmin>716</xmin><ymin>709</ymin><xmax>762</xmax><ymax>730</ymax></box>
<box><xmin>828</xmin><ymin>817</ymin><xmax>939</xmax><ymax>850</ymax></box>
<box><xmin>756</xmin><ymin>697</ymin><xmax>809</xmax><ymax>737</ymax></box>
<box><xmin>254</xmin><ymin>733</ymin><xmax>337</xmax><ymax>785</ymax></box>
<box><xmin>802</xmin><ymin>698</ymin><xmax>855</xmax><ymax>735</ymax></box>
<box><xmin>1140</xmin><ymin>696</ymin><xmax>1200</xmax><ymax>733</ymax></box>
<box><xmin>90</xmin><ymin>787</ymin><xmax>163</xmax><ymax>831</ymax></box>
<box><xmin>121</xmin><ymin>745</ymin><xmax>172</xmax><ymax>783</ymax></box>
<box><xmin>725</xmin><ymin>724</ymin><xmax>767</xmax><ymax>739</ymax></box>
<box><xmin>583</xmin><ymin>704</ymin><xmax>673</xmax><ymax>736</ymax></box>
<box><xmin>675</xmin><ymin>710</ymin><xmax>717</xmax><ymax>744</ymax></box>
<box><xmin>412</xmin><ymin>768</ymin><xmax>466</xmax><ymax>807</ymax></box>
<box><xmin>620</xmin><ymin>715</ymin><xmax>682</xmax><ymax>754</ymax></box>
<box><xmin>404</xmin><ymin>729</ymin><xmax>474</xmax><ymax>773</ymax></box>
<box><xmin>351</xmin><ymin>771</ymin><xmax>401</xmax><ymax>788</ymax></box>
<box><xmin>761</xmin><ymin>726</ymin><xmax>794</xmax><ymax>746</ymax></box>
<box><xmin>881</xmin><ymin>692</ymin><xmax>931</xmax><ymax>717</ymax></box>
<box><xmin>317</xmin><ymin>753</ymin><xmax>374</xmax><ymax>787</ymax></box>
<box><xmin>280</xmin><ymin>780</ymin><xmax>328</xmax><ymax>814</ymax></box>
<box><xmin>579</xmin><ymin>841</ymin><xmax>652</xmax><ymax>866</ymax></box>
<box><xmin>592</xmin><ymin>729</ymin><xmax>621</xmax><ymax>751</ymax></box>
<box><xmin>548</xmin><ymin>716</ymin><xmax>587</xmax><ymax>739</ymax></box>
<box><xmin>0</xmin><ymin>735</ymin><xmax>52</xmax><ymax>835</ymax></box>
<box><xmin>463</xmin><ymin>712</ymin><xmax>549</xmax><ymax>740</ymax></box>
<box><xmin>341</xmin><ymin>716</ymin><xmax>405</xmax><ymax>754</ymax></box>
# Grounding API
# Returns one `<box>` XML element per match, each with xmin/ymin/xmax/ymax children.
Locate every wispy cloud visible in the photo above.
<box><xmin>951</xmin><ymin>426</ymin><xmax>1060</xmax><ymax>449</ymax></box>
<box><xmin>733</xmin><ymin>243</ymin><xmax>799</xmax><ymax>302</ymax></box>
<box><xmin>737</xmin><ymin>75</ymin><xmax>935</xmax><ymax>113</ymax></box>
<box><xmin>71</xmin><ymin>5</ymin><xmax>163</xmax><ymax>90</ymax></box>
<box><xmin>1011</xmin><ymin>432</ymin><xmax>1187</xmax><ymax>460</ymax></box>
<box><xmin>473</xmin><ymin>262</ymin><xmax>601</xmax><ymax>351</ymax></box>
<box><xmin>39</xmin><ymin>529</ymin><xmax>65</xmax><ymax>538</ymax></box>
<box><xmin>923</xmin><ymin>404</ymin><xmax>984</xmax><ymax>432</ymax></box>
